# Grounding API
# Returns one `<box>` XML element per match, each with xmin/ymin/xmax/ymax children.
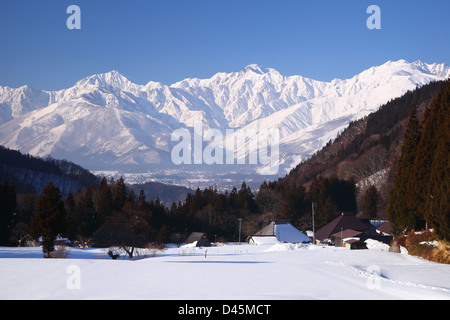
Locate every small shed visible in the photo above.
<box><xmin>331</xmin><ymin>229</ymin><xmax>363</xmax><ymax>247</ymax></box>
<box><xmin>345</xmin><ymin>239</ymin><xmax>368</xmax><ymax>250</ymax></box>
<box><xmin>184</xmin><ymin>232</ymin><xmax>211</xmax><ymax>247</ymax></box>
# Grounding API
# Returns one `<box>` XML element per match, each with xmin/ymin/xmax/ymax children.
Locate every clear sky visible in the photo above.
<box><xmin>0</xmin><ymin>0</ymin><xmax>449</xmax><ymax>90</ymax></box>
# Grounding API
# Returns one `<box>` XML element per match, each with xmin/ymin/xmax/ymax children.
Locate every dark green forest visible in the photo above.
<box><xmin>387</xmin><ymin>80</ymin><xmax>449</xmax><ymax>241</ymax></box>
<box><xmin>0</xmin><ymin>173</ymin><xmax>357</xmax><ymax>251</ymax></box>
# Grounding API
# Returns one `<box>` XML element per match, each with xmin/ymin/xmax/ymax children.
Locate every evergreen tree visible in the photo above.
<box><xmin>97</xmin><ymin>177</ymin><xmax>113</xmax><ymax>222</ymax></box>
<box><xmin>362</xmin><ymin>186</ymin><xmax>379</xmax><ymax>219</ymax></box>
<box><xmin>328</xmin><ymin>177</ymin><xmax>357</xmax><ymax>213</ymax></box>
<box><xmin>113</xmin><ymin>177</ymin><xmax>127</xmax><ymax>211</ymax></box>
<box><xmin>227</xmin><ymin>187</ymin><xmax>237</xmax><ymax>210</ymax></box>
<box><xmin>407</xmin><ymin>98</ymin><xmax>440</xmax><ymax>217</ymax></box>
<box><xmin>127</xmin><ymin>188</ymin><xmax>136</xmax><ymax>203</ymax></box>
<box><xmin>237</xmin><ymin>181</ymin><xmax>257</xmax><ymax>213</ymax></box>
<box><xmin>423</xmin><ymin>81</ymin><xmax>450</xmax><ymax>240</ymax></box>
<box><xmin>30</xmin><ymin>182</ymin><xmax>67</xmax><ymax>257</ymax></box>
<box><xmin>77</xmin><ymin>188</ymin><xmax>97</xmax><ymax>237</ymax></box>
<box><xmin>157</xmin><ymin>224</ymin><xmax>170</xmax><ymax>243</ymax></box>
<box><xmin>0</xmin><ymin>181</ymin><xmax>16</xmax><ymax>245</ymax></box>
<box><xmin>281</xmin><ymin>185</ymin><xmax>306</xmax><ymax>225</ymax></box>
<box><xmin>64</xmin><ymin>192</ymin><xmax>78</xmax><ymax>240</ymax></box>
<box><xmin>309</xmin><ymin>177</ymin><xmax>335</xmax><ymax>230</ymax></box>
<box><xmin>138</xmin><ymin>188</ymin><xmax>146</xmax><ymax>205</ymax></box>
<box><xmin>387</xmin><ymin>106</ymin><xmax>422</xmax><ymax>235</ymax></box>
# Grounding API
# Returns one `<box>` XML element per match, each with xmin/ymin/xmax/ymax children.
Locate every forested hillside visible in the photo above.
<box><xmin>277</xmin><ymin>80</ymin><xmax>447</xmax><ymax>218</ymax></box>
<box><xmin>0</xmin><ymin>146</ymin><xmax>99</xmax><ymax>196</ymax></box>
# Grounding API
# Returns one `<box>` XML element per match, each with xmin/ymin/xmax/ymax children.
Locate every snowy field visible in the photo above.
<box><xmin>1</xmin><ymin>242</ymin><xmax>449</xmax><ymax>300</ymax></box>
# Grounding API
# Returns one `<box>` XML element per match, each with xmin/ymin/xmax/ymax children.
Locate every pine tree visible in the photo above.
<box><xmin>407</xmin><ymin>98</ymin><xmax>440</xmax><ymax>219</ymax></box>
<box><xmin>362</xmin><ymin>186</ymin><xmax>379</xmax><ymax>219</ymax></box>
<box><xmin>97</xmin><ymin>177</ymin><xmax>113</xmax><ymax>222</ymax></box>
<box><xmin>387</xmin><ymin>106</ymin><xmax>422</xmax><ymax>235</ymax></box>
<box><xmin>64</xmin><ymin>192</ymin><xmax>78</xmax><ymax>240</ymax></box>
<box><xmin>281</xmin><ymin>185</ymin><xmax>306</xmax><ymax>224</ymax></box>
<box><xmin>424</xmin><ymin>81</ymin><xmax>450</xmax><ymax>241</ymax></box>
<box><xmin>138</xmin><ymin>188</ymin><xmax>146</xmax><ymax>205</ymax></box>
<box><xmin>113</xmin><ymin>177</ymin><xmax>127</xmax><ymax>211</ymax></box>
<box><xmin>0</xmin><ymin>180</ymin><xmax>16</xmax><ymax>245</ymax></box>
<box><xmin>237</xmin><ymin>181</ymin><xmax>257</xmax><ymax>213</ymax></box>
<box><xmin>30</xmin><ymin>182</ymin><xmax>67</xmax><ymax>257</ymax></box>
<box><xmin>77</xmin><ymin>188</ymin><xmax>96</xmax><ymax>237</ymax></box>
<box><xmin>309</xmin><ymin>177</ymin><xmax>335</xmax><ymax>230</ymax></box>
<box><xmin>157</xmin><ymin>224</ymin><xmax>170</xmax><ymax>243</ymax></box>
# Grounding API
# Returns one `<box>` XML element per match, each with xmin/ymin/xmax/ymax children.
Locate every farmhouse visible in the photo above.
<box><xmin>248</xmin><ymin>220</ymin><xmax>311</xmax><ymax>245</ymax></box>
<box><xmin>315</xmin><ymin>212</ymin><xmax>373</xmax><ymax>244</ymax></box>
<box><xmin>315</xmin><ymin>212</ymin><xmax>393</xmax><ymax>248</ymax></box>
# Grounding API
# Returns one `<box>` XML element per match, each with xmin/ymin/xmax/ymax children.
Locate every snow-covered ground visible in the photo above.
<box><xmin>1</xmin><ymin>242</ymin><xmax>449</xmax><ymax>300</ymax></box>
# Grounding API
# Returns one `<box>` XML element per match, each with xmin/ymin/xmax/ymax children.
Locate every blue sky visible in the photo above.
<box><xmin>1</xmin><ymin>0</ymin><xmax>449</xmax><ymax>90</ymax></box>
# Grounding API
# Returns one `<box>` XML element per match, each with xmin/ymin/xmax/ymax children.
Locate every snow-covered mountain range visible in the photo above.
<box><xmin>0</xmin><ymin>59</ymin><xmax>449</xmax><ymax>187</ymax></box>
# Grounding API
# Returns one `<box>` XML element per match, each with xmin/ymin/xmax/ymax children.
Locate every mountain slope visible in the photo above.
<box><xmin>0</xmin><ymin>60</ymin><xmax>448</xmax><ymax>186</ymax></box>
<box><xmin>278</xmin><ymin>79</ymin><xmax>448</xmax><ymax>217</ymax></box>
<box><xmin>0</xmin><ymin>145</ymin><xmax>100</xmax><ymax>196</ymax></box>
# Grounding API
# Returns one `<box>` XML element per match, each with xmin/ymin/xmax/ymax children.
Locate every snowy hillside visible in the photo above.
<box><xmin>1</xmin><ymin>242</ymin><xmax>450</xmax><ymax>300</ymax></box>
<box><xmin>0</xmin><ymin>60</ymin><xmax>448</xmax><ymax>186</ymax></box>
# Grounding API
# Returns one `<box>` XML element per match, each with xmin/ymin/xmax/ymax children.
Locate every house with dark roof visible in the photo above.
<box><xmin>376</xmin><ymin>221</ymin><xmax>393</xmax><ymax>236</ymax></box>
<box><xmin>315</xmin><ymin>212</ymin><xmax>374</xmax><ymax>244</ymax></box>
<box><xmin>331</xmin><ymin>229</ymin><xmax>363</xmax><ymax>247</ymax></box>
<box><xmin>315</xmin><ymin>212</ymin><xmax>393</xmax><ymax>248</ymax></box>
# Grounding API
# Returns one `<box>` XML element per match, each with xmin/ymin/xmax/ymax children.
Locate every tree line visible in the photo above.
<box><xmin>387</xmin><ymin>79</ymin><xmax>449</xmax><ymax>241</ymax></box>
<box><xmin>0</xmin><ymin>172</ymin><xmax>358</xmax><ymax>257</ymax></box>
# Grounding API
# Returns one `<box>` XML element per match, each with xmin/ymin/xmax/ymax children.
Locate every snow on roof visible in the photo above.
<box><xmin>274</xmin><ymin>223</ymin><xmax>311</xmax><ymax>243</ymax></box>
<box><xmin>250</xmin><ymin>236</ymin><xmax>279</xmax><ymax>245</ymax></box>
<box><xmin>250</xmin><ymin>221</ymin><xmax>311</xmax><ymax>244</ymax></box>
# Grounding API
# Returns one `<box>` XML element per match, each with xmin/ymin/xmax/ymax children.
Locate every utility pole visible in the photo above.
<box><xmin>238</xmin><ymin>218</ymin><xmax>243</xmax><ymax>245</ymax></box>
<box><xmin>312</xmin><ymin>202</ymin><xmax>316</xmax><ymax>244</ymax></box>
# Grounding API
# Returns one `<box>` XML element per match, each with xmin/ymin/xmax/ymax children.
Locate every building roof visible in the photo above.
<box><xmin>184</xmin><ymin>232</ymin><xmax>211</xmax><ymax>247</ymax></box>
<box><xmin>344</xmin><ymin>239</ymin><xmax>362</xmax><ymax>244</ymax></box>
<box><xmin>184</xmin><ymin>232</ymin><xmax>207</xmax><ymax>243</ymax></box>
<box><xmin>377</xmin><ymin>221</ymin><xmax>392</xmax><ymax>235</ymax></box>
<box><xmin>315</xmin><ymin>212</ymin><xmax>373</xmax><ymax>241</ymax></box>
<box><xmin>249</xmin><ymin>236</ymin><xmax>279</xmax><ymax>245</ymax></box>
<box><xmin>251</xmin><ymin>220</ymin><xmax>311</xmax><ymax>243</ymax></box>
<box><xmin>253</xmin><ymin>221</ymin><xmax>277</xmax><ymax>237</ymax></box>
<box><xmin>331</xmin><ymin>229</ymin><xmax>363</xmax><ymax>239</ymax></box>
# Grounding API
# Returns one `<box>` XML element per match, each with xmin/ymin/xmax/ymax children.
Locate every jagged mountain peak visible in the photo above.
<box><xmin>378</xmin><ymin>59</ymin><xmax>449</xmax><ymax>76</ymax></box>
<box><xmin>0</xmin><ymin>59</ymin><xmax>449</xmax><ymax>184</ymax></box>
<box><xmin>241</xmin><ymin>64</ymin><xmax>271</xmax><ymax>75</ymax></box>
<box><xmin>74</xmin><ymin>70</ymin><xmax>138</xmax><ymax>91</ymax></box>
